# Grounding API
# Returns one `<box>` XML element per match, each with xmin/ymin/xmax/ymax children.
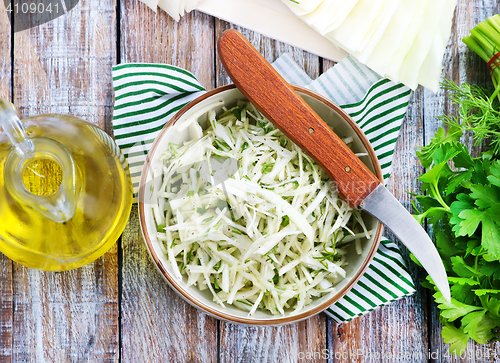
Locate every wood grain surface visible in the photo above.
<box><xmin>1</xmin><ymin>0</ymin><xmax>500</xmax><ymax>362</ymax></box>
<box><xmin>119</xmin><ymin>4</ymin><xmax>218</xmax><ymax>363</ymax></box>
<box><xmin>5</xmin><ymin>0</ymin><xmax>120</xmax><ymax>361</ymax></box>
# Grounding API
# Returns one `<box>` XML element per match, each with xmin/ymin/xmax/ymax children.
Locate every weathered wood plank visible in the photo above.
<box><xmin>13</xmin><ymin>0</ymin><xmax>117</xmax><ymax>133</ymax></box>
<box><xmin>120</xmin><ymin>210</ymin><xmax>218</xmax><ymax>363</ymax></box>
<box><xmin>219</xmin><ymin>314</ymin><xmax>326</xmax><ymax>363</ymax></box>
<box><xmin>0</xmin><ymin>0</ymin><xmax>10</xmax><ymax>99</ymax></box>
<box><xmin>119</xmin><ymin>5</ymin><xmax>218</xmax><ymax>362</ymax></box>
<box><xmin>214</xmin><ymin>21</ymin><xmax>326</xmax><ymax>363</ymax></box>
<box><xmin>11</xmin><ymin>237</ymin><xmax>119</xmax><ymax>362</ymax></box>
<box><xmin>10</xmin><ymin>0</ymin><xmax>119</xmax><ymax>361</ymax></box>
<box><xmin>0</xmin><ymin>3</ymin><xmax>13</xmax><ymax>362</ymax></box>
<box><xmin>322</xmin><ymin>59</ymin><xmax>336</xmax><ymax>73</ymax></box>
<box><xmin>0</xmin><ymin>251</ymin><xmax>12</xmax><ymax>363</ymax></box>
<box><xmin>424</xmin><ymin>0</ymin><xmax>500</xmax><ymax>361</ymax></box>
<box><xmin>120</xmin><ymin>3</ymin><xmax>215</xmax><ymax>90</ymax></box>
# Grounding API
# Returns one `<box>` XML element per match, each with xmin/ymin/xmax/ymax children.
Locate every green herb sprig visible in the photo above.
<box><xmin>439</xmin><ymin>79</ymin><xmax>500</xmax><ymax>155</ymax></box>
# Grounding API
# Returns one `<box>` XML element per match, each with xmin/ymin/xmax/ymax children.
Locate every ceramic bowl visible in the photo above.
<box><xmin>139</xmin><ymin>84</ymin><xmax>383</xmax><ymax>325</ymax></box>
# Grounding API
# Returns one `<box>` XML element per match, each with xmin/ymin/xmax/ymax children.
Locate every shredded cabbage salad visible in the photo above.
<box><xmin>153</xmin><ymin>100</ymin><xmax>374</xmax><ymax>316</ymax></box>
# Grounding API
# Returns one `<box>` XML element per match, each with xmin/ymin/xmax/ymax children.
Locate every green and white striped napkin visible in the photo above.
<box><xmin>112</xmin><ymin>55</ymin><xmax>416</xmax><ymax>323</ymax></box>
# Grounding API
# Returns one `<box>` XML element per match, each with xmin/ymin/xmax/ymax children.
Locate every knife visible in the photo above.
<box><xmin>217</xmin><ymin>29</ymin><xmax>451</xmax><ymax>302</ymax></box>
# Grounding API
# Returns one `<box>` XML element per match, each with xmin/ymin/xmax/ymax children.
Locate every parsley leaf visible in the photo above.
<box><xmin>480</xmin><ymin>261</ymin><xmax>500</xmax><ymax>279</ymax></box>
<box><xmin>448</xmin><ymin>277</ymin><xmax>480</xmax><ymax>286</ymax></box>
<box><xmin>456</xmin><ymin>209</ymin><xmax>483</xmax><ymax>237</ymax></box>
<box><xmin>487</xmin><ymin>160</ymin><xmax>500</xmax><ymax>186</ymax></box>
<box><xmin>481</xmin><ymin>217</ymin><xmax>500</xmax><ymax>259</ymax></box>
<box><xmin>435</xmin><ymin>228</ymin><xmax>456</xmax><ymax>261</ymax></box>
<box><xmin>451</xmin><ymin>283</ymin><xmax>476</xmax><ymax>305</ymax></box>
<box><xmin>470</xmin><ymin>184</ymin><xmax>500</xmax><ymax>209</ymax></box>
<box><xmin>445</xmin><ymin>170</ymin><xmax>472</xmax><ymax>195</ymax></box>
<box><xmin>462</xmin><ymin>310</ymin><xmax>497</xmax><ymax>344</ymax></box>
<box><xmin>441</xmin><ymin>323</ymin><xmax>469</xmax><ymax>353</ymax></box>
<box><xmin>434</xmin><ymin>291</ymin><xmax>483</xmax><ymax>321</ymax></box>
<box><xmin>416</xmin><ymin>126</ymin><xmax>463</xmax><ymax>168</ymax></box>
<box><xmin>450</xmin><ymin>256</ymin><xmax>484</xmax><ymax>278</ymax></box>
<box><xmin>484</xmin><ymin>297</ymin><xmax>500</xmax><ymax>318</ymax></box>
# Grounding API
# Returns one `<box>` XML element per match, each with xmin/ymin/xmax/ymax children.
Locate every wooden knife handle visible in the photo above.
<box><xmin>217</xmin><ymin>29</ymin><xmax>381</xmax><ymax>208</ymax></box>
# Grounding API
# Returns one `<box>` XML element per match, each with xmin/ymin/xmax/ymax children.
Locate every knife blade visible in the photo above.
<box><xmin>217</xmin><ymin>29</ymin><xmax>451</xmax><ymax>302</ymax></box>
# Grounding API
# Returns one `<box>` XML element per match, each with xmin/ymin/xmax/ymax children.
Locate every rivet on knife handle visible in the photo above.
<box><xmin>217</xmin><ymin>29</ymin><xmax>381</xmax><ymax>208</ymax></box>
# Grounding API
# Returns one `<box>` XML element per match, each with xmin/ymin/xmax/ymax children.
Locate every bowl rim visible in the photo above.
<box><xmin>139</xmin><ymin>84</ymin><xmax>384</xmax><ymax>325</ymax></box>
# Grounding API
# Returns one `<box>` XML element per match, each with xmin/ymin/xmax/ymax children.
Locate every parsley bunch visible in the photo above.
<box><xmin>413</xmin><ymin>81</ymin><xmax>500</xmax><ymax>353</ymax></box>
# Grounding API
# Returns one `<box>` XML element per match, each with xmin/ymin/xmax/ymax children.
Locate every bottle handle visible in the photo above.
<box><xmin>0</xmin><ymin>99</ymin><xmax>77</xmax><ymax>223</ymax></box>
<box><xmin>0</xmin><ymin>99</ymin><xmax>34</xmax><ymax>156</ymax></box>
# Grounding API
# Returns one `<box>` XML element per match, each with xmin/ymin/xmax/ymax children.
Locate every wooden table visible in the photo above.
<box><xmin>1</xmin><ymin>0</ymin><xmax>500</xmax><ymax>361</ymax></box>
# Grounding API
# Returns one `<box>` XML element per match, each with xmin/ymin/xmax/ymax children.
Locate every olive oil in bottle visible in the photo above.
<box><xmin>0</xmin><ymin>101</ymin><xmax>132</xmax><ymax>271</ymax></box>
